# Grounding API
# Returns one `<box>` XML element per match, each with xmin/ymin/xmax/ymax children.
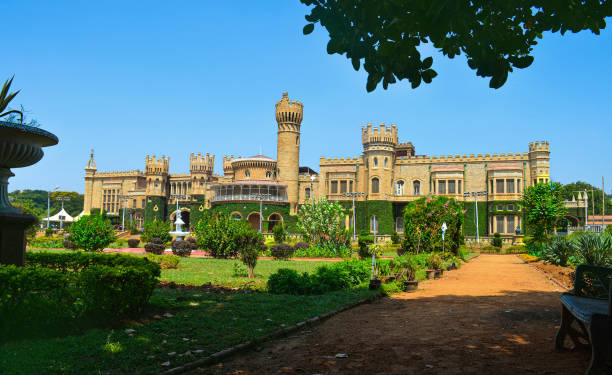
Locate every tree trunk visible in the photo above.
<box><xmin>248</xmin><ymin>266</ymin><xmax>255</xmax><ymax>278</ymax></box>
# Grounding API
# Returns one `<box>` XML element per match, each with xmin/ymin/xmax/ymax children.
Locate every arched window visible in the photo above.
<box><xmin>384</xmin><ymin>157</ymin><xmax>388</xmax><ymax>167</ymax></box>
<box><xmin>370</xmin><ymin>215</ymin><xmax>378</xmax><ymax>233</ymax></box>
<box><xmin>305</xmin><ymin>187</ymin><xmax>311</xmax><ymax>198</ymax></box>
<box><xmin>373</xmin><ymin>157</ymin><xmax>378</xmax><ymax>167</ymax></box>
<box><xmin>200</xmin><ymin>177</ymin><xmax>204</xmax><ymax>186</ymax></box>
<box><xmin>245</xmin><ymin>169</ymin><xmax>250</xmax><ymax>178</ymax></box>
<box><xmin>371</xmin><ymin>178</ymin><xmax>379</xmax><ymax>194</ymax></box>
<box><xmin>396</xmin><ymin>180</ymin><xmax>404</xmax><ymax>196</ymax></box>
<box><xmin>413</xmin><ymin>180</ymin><xmax>420</xmax><ymax>195</ymax></box>
<box><xmin>266</xmin><ymin>171</ymin><xmax>272</xmax><ymax>178</ymax></box>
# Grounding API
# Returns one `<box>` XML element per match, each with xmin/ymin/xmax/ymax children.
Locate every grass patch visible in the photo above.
<box><xmin>0</xmin><ymin>287</ymin><xmax>377</xmax><ymax>375</ymax></box>
<box><xmin>161</xmin><ymin>258</ymin><xmax>334</xmax><ymax>289</ymax></box>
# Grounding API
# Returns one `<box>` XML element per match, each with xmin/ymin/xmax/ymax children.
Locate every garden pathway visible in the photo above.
<box><xmin>191</xmin><ymin>255</ymin><xmax>591</xmax><ymax>375</ymax></box>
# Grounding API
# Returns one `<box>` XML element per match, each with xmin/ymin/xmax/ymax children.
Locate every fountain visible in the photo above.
<box><xmin>169</xmin><ymin>209</ymin><xmax>190</xmax><ymax>241</ymax></box>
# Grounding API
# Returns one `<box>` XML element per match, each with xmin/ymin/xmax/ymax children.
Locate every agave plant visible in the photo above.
<box><xmin>543</xmin><ymin>236</ymin><xmax>574</xmax><ymax>267</ymax></box>
<box><xmin>572</xmin><ymin>232</ymin><xmax>612</xmax><ymax>267</ymax></box>
<box><xmin>0</xmin><ymin>76</ymin><xmax>23</xmax><ymax>122</ymax></box>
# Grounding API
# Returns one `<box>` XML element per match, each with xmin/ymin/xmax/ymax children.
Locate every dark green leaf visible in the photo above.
<box><xmin>303</xmin><ymin>23</ymin><xmax>315</xmax><ymax>35</ymax></box>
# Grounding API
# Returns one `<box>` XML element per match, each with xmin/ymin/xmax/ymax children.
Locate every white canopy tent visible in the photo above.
<box><xmin>42</xmin><ymin>208</ymin><xmax>75</xmax><ymax>229</ymax></box>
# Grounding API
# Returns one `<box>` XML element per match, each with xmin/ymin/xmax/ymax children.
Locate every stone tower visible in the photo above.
<box><xmin>528</xmin><ymin>141</ymin><xmax>550</xmax><ymax>185</ymax></box>
<box><xmin>276</xmin><ymin>92</ymin><xmax>303</xmax><ymax>213</ymax></box>
<box><xmin>189</xmin><ymin>152</ymin><xmax>214</xmax><ymax>196</ymax></box>
<box><xmin>83</xmin><ymin>149</ymin><xmax>97</xmax><ymax>214</ymax></box>
<box><xmin>362</xmin><ymin>123</ymin><xmax>398</xmax><ymax>198</ymax></box>
<box><xmin>145</xmin><ymin>155</ymin><xmax>170</xmax><ymax>197</ymax></box>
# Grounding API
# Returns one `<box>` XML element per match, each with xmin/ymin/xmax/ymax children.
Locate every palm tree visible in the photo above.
<box><xmin>0</xmin><ymin>76</ymin><xmax>23</xmax><ymax>123</ymax></box>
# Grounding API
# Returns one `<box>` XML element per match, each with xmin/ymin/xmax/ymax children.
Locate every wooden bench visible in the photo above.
<box><xmin>554</xmin><ymin>264</ymin><xmax>612</xmax><ymax>375</ymax></box>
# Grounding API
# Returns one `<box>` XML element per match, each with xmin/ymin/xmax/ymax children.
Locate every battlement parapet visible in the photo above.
<box><xmin>145</xmin><ymin>154</ymin><xmax>170</xmax><ymax>174</ymax></box>
<box><xmin>361</xmin><ymin>122</ymin><xmax>398</xmax><ymax>146</ymax></box>
<box><xmin>320</xmin><ymin>156</ymin><xmax>361</xmax><ymax>165</ymax></box>
<box><xmin>275</xmin><ymin>92</ymin><xmax>303</xmax><ymax>125</ymax></box>
<box><xmin>395</xmin><ymin>151</ymin><xmax>529</xmax><ymax>164</ymax></box>
<box><xmin>529</xmin><ymin>141</ymin><xmax>550</xmax><ymax>152</ymax></box>
<box><xmin>190</xmin><ymin>152</ymin><xmax>215</xmax><ymax>173</ymax></box>
<box><xmin>96</xmin><ymin>170</ymin><xmax>144</xmax><ymax>177</ymax></box>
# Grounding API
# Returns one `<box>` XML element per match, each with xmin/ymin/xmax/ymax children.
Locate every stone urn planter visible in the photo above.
<box><xmin>0</xmin><ymin>121</ymin><xmax>58</xmax><ymax>266</ymax></box>
<box><xmin>402</xmin><ymin>280</ymin><xmax>419</xmax><ymax>292</ymax></box>
<box><xmin>426</xmin><ymin>269</ymin><xmax>436</xmax><ymax>279</ymax></box>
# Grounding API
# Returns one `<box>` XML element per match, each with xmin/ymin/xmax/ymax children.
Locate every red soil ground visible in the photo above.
<box><xmin>189</xmin><ymin>255</ymin><xmax>591</xmax><ymax>375</ymax></box>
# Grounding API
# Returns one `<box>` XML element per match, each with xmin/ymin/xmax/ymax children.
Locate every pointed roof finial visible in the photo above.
<box><xmin>86</xmin><ymin>149</ymin><xmax>97</xmax><ymax>170</ymax></box>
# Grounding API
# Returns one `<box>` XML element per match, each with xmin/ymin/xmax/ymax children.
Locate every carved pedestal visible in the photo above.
<box><xmin>0</xmin><ymin>211</ymin><xmax>36</xmax><ymax>266</ymax></box>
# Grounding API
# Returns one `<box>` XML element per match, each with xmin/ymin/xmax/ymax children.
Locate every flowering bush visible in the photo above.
<box><xmin>68</xmin><ymin>214</ymin><xmax>116</xmax><ymax>252</ymax></box>
<box><xmin>297</xmin><ymin>198</ymin><xmax>351</xmax><ymax>247</ymax></box>
<box><xmin>193</xmin><ymin>211</ymin><xmax>252</xmax><ymax>258</ymax></box>
<box><xmin>141</xmin><ymin>220</ymin><xmax>172</xmax><ymax>244</ymax></box>
<box><xmin>403</xmin><ymin>196</ymin><xmax>464</xmax><ymax>254</ymax></box>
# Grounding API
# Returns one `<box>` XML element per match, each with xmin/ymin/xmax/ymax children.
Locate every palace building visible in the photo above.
<box><xmin>83</xmin><ymin>92</ymin><xmax>551</xmax><ymax>236</ymax></box>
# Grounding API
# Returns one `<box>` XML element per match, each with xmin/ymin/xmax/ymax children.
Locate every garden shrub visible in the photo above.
<box><xmin>389</xmin><ymin>255</ymin><xmax>418</xmax><ymax>281</ymax></box>
<box><xmin>127</xmin><ymin>238</ymin><xmax>140</xmax><ymax>248</ymax></box>
<box><xmin>28</xmin><ymin>237</ymin><xmax>63</xmax><ymax>248</ymax></box>
<box><xmin>542</xmin><ymin>236</ymin><xmax>574</xmax><ymax>267</ymax></box>
<box><xmin>504</xmin><ymin>245</ymin><xmax>526</xmax><ymax>254</ymax></box>
<box><xmin>235</xmin><ymin>228</ymin><xmax>265</xmax><ymax>278</ymax></box>
<box><xmin>171</xmin><ymin>238</ymin><xmax>196</xmax><ymax>257</ymax></box>
<box><xmin>144</xmin><ymin>254</ymin><xmax>180</xmax><ymax>269</ymax></box>
<box><xmin>144</xmin><ymin>237</ymin><xmax>166</xmax><ymax>255</ymax></box>
<box><xmin>62</xmin><ymin>237</ymin><xmax>76</xmax><ymax>250</ymax></box>
<box><xmin>480</xmin><ymin>244</ymin><xmax>501</xmax><ymax>251</ymax></box>
<box><xmin>193</xmin><ymin>211</ymin><xmax>251</xmax><ymax>258</ymax></box>
<box><xmin>293</xmin><ymin>242</ymin><xmax>310</xmax><ymax>250</ymax></box>
<box><xmin>272</xmin><ymin>224</ymin><xmax>286</xmax><ymax>244</ymax></box>
<box><xmin>68</xmin><ymin>214</ymin><xmax>116</xmax><ymax>252</ymax></box>
<box><xmin>2</xmin><ymin>252</ymin><xmax>160</xmax><ymax>340</ymax></box>
<box><xmin>292</xmin><ymin>243</ymin><xmax>352</xmax><ymax>258</ymax></box>
<box><xmin>45</xmin><ymin>228</ymin><xmax>54</xmax><ymax>236</ymax></box>
<box><xmin>267</xmin><ymin>259</ymin><xmax>371</xmax><ymax>295</ymax></box>
<box><xmin>390</xmin><ymin>231</ymin><xmax>401</xmax><ymax>245</ymax></box>
<box><xmin>232</xmin><ymin>261</ymin><xmax>249</xmax><ymax>277</ymax></box>
<box><xmin>426</xmin><ymin>252</ymin><xmax>443</xmax><ymax>270</ymax></box>
<box><xmin>403</xmin><ymin>196</ymin><xmax>464</xmax><ymax>254</ymax></box>
<box><xmin>297</xmin><ymin>198</ymin><xmax>350</xmax><ymax>247</ymax></box>
<box><xmin>396</xmin><ymin>245</ymin><xmax>406</xmax><ymax>256</ymax></box>
<box><xmin>141</xmin><ymin>220</ymin><xmax>172</xmax><ymax>244</ymax></box>
<box><xmin>492</xmin><ymin>232</ymin><xmax>503</xmax><ymax>248</ymax></box>
<box><xmin>358</xmin><ymin>230</ymin><xmax>374</xmax><ymax>258</ymax></box>
<box><xmin>270</xmin><ymin>243</ymin><xmax>294</xmax><ymax>260</ymax></box>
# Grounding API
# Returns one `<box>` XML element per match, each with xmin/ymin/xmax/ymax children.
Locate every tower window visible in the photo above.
<box><xmin>373</xmin><ymin>157</ymin><xmax>378</xmax><ymax>167</ymax></box>
<box><xmin>305</xmin><ymin>188</ymin><xmax>311</xmax><ymax>199</ymax></box>
<box><xmin>396</xmin><ymin>180</ymin><xmax>404</xmax><ymax>195</ymax></box>
<box><xmin>384</xmin><ymin>157</ymin><xmax>388</xmax><ymax>167</ymax></box>
<box><xmin>245</xmin><ymin>169</ymin><xmax>250</xmax><ymax>178</ymax></box>
<box><xmin>296</xmin><ymin>136</ymin><xmax>299</xmax><ymax>145</ymax></box>
<box><xmin>371</xmin><ymin>178</ymin><xmax>379</xmax><ymax>194</ymax></box>
<box><xmin>266</xmin><ymin>171</ymin><xmax>272</xmax><ymax>178</ymax></box>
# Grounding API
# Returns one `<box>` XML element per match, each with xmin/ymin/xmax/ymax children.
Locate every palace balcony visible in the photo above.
<box><xmin>211</xmin><ymin>181</ymin><xmax>288</xmax><ymax>203</ymax></box>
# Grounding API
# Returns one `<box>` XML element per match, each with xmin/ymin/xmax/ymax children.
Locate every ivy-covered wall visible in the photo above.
<box><xmin>189</xmin><ymin>195</ymin><xmax>207</xmax><ymax>227</ymax></box>
<box><xmin>211</xmin><ymin>202</ymin><xmax>297</xmax><ymax>232</ymax></box>
<box><xmin>355</xmin><ymin>200</ymin><xmax>394</xmax><ymax>235</ymax></box>
<box><xmin>463</xmin><ymin>201</ymin><xmax>488</xmax><ymax>237</ymax></box>
<box><xmin>145</xmin><ymin>196</ymin><xmax>167</xmax><ymax>224</ymax></box>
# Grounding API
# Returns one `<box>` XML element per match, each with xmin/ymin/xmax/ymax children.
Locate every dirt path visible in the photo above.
<box><xmin>191</xmin><ymin>255</ymin><xmax>590</xmax><ymax>375</ymax></box>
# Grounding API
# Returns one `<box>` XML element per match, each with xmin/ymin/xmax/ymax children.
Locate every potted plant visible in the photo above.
<box><xmin>390</xmin><ymin>256</ymin><xmax>419</xmax><ymax>292</ymax></box>
<box><xmin>426</xmin><ymin>252</ymin><xmax>443</xmax><ymax>279</ymax></box>
<box><xmin>0</xmin><ymin>76</ymin><xmax>58</xmax><ymax>266</ymax></box>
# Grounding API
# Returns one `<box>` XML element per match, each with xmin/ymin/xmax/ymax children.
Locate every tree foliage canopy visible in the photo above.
<box><xmin>297</xmin><ymin>198</ymin><xmax>350</xmax><ymax>246</ymax></box>
<box><xmin>521</xmin><ymin>182</ymin><xmax>567</xmax><ymax>242</ymax></box>
<box><xmin>558</xmin><ymin>180</ymin><xmax>612</xmax><ymax>215</ymax></box>
<box><xmin>300</xmin><ymin>0</ymin><xmax>611</xmax><ymax>91</ymax></box>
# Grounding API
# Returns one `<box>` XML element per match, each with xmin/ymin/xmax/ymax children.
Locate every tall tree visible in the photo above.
<box><xmin>300</xmin><ymin>1</ymin><xmax>611</xmax><ymax>91</ymax></box>
<box><xmin>521</xmin><ymin>182</ymin><xmax>567</xmax><ymax>243</ymax></box>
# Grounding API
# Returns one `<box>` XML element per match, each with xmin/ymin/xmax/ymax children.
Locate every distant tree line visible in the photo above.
<box><xmin>8</xmin><ymin>190</ymin><xmax>84</xmax><ymax>218</ymax></box>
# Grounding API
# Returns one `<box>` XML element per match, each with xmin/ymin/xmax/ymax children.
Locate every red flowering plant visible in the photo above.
<box><xmin>68</xmin><ymin>213</ymin><xmax>116</xmax><ymax>252</ymax></box>
<box><xmin>193</xmin><ymin>211</ymin><xmax>251</xmax><ymax>258</ymax></box>
<box><xmin>402</xmin><ymin>196</ymin><xmax>464</xmax><ymax>254</ymax></box>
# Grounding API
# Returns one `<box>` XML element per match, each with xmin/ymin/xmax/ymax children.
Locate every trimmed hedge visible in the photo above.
<box><xmin>1</xmin><ymin>252</ymin><xmax>160</xmax><ymax>340</ymax></box>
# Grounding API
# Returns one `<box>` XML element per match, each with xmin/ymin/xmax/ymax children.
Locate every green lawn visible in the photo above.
<box><xmin>161</xmin><ymin>257</ymin><xmax>335</xmax><ymax>289</ymax></box>
<box><xmin>1</xmin><ymin>287</ymin><xmax>377</xmax><ymax>375</ymax></box>
<box><xmin>3</xmin><ymin>252</ymin><xmax>378</xmax><ymax>374</ymax></box>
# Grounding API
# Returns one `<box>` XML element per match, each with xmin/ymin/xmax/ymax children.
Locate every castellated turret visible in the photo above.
<box><xmin>190</xmin><ymin>152</ymin><xmax>214</xmax><ymax>195</ymax></box>
<box><xmin>276</xmin><ymin>92</ymin><xmax>303</xmax><ymax>214</ymax></box>
<box><xmin>528</xmin><ymin>141</ymin><xmax>550</xmax><ymax>185</ymax></box>
<box><xmin>145</xmin><ymin>155</ymin><xmax>170</xmax><ymax>196</ymax></box>
<box><xmin>223</xmin><ymin>155</ymin><xmax>235</xmax><ymax>178</ymax></box>
<box><xmin>361</xmin><ymin>123</ymin><xmax>398</xmax><ymax>198</ymax></box>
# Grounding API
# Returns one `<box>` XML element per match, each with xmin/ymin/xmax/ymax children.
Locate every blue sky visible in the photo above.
<box><xmin>5</xmin><ymin>1</ymin><xmax>612</xmax><ymax>194</ymax></box>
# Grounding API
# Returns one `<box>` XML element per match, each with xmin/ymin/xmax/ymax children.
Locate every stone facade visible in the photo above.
<box><xmin>83</xmin><ymin>92</ymin><xmax>551</xmax><ymax>235</ymax></box>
